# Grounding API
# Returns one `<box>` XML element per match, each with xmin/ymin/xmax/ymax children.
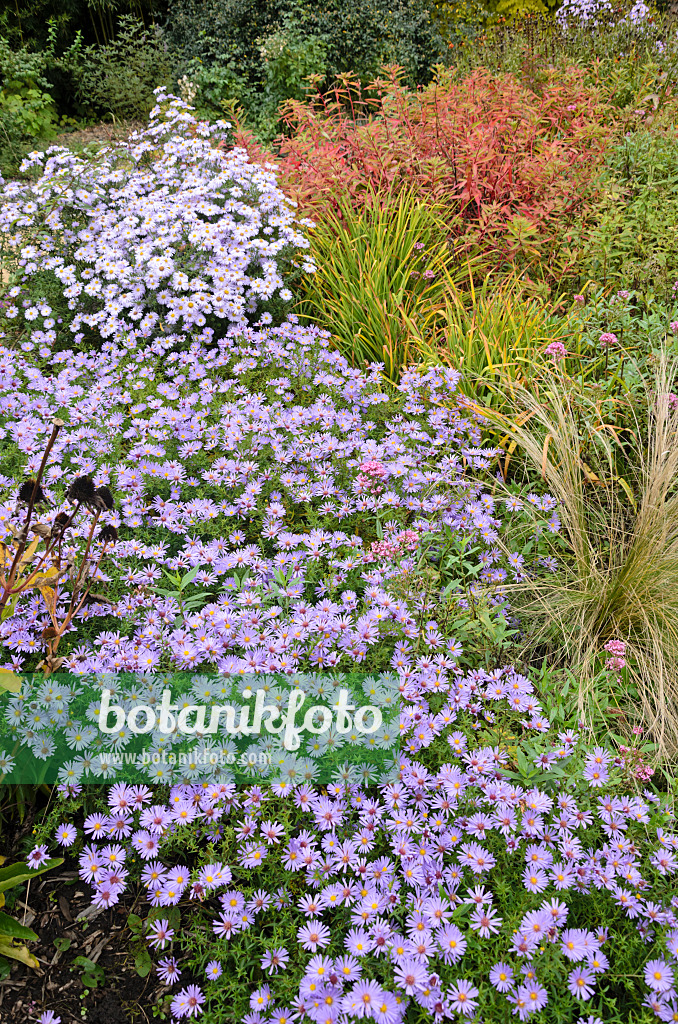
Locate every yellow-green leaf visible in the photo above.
<box><xmin>0</xmin><ymin>936</ymin><xmax>39</xmax><ymax>968</ymax></box>
<box><xmin>0</xmin><ymin>668</ymin><xmax>21</xmax><ymax>694</ymax></box>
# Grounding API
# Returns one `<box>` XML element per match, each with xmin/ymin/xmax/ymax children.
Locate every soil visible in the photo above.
<box><xmin>0</xmin><ymin>817</ymin><xmax>169</xmax><ymax>1024</ymax></box>
<box><xmin>51</xmin><ymin>121</ymin><xmax>146</xmax><ymax>151</ymax></box>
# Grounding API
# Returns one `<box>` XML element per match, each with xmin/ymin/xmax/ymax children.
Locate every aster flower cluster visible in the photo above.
<box><xmin>27</xmin><ymin>663</ymin><xmax>678</xmax><ymax>1024</ymax></box>
<box><xmin>0</xmin><ymin>323</ymin><xmax>557</xmax><ymax>685</ymax></box>
<box><xmin>0</xmin><ymin>88</ymin><xmax>315</xmax><ymax>356</ymax></box>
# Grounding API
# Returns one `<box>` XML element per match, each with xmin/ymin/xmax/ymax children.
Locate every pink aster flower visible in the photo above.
<box><xmin>27</xmin><ymin>845</ymin><xmax>49</xmax><ymax>870</ymax></box>
<box><xmin>171</xmin><ymin>984</ymin><xmax>205</xmax><ymax>1018</ymax></box>
<box><xmin>147</xmin><ymin>918</ymin><xmax>175</xmax><ymax>950</ymax></box>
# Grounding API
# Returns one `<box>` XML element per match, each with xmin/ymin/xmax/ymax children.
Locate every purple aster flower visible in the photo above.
<box><xmin>261</xmin><ymin>947</ymin><xmax>289</xmax><ymax>974</ymax></box>
<box><xmin>157</xmin><ymin>956</ymin><xmax>181</xmax><ymax>984</ymax></box>
<box><xmin>393</xmin><ymin>957</ymin><xmax>428</xmax><ymax>994</ymax></box>
<box><xmin>344</xmin><ymin>980</ymin><xmax>384</xmax><ymax>1018</ymax></box>
<box><xmin>489</xmin><ymin>962</ymin><xmax>514</xmax><ymax>992</ymax></box>
<box><xmin>298</xmin><ymin>920</ymin><xmax>330</xmax><ymax>952</ymax></box>
<box><xmin>55</xmin><ymin>823</ymin><xmax>77</xmax><ymax>847</ymax></box>
<box><xmin>568</xmin><ymin>967</ymin><xmax>596</xmax><ymax>1000</ymax></box>
<box><xmin>171</xmin><ymin>984</ymin><xmax>205</xmax><ymax>1018</ymax></box>
<box><xmin>561</xmin><ymin>928</ymin><xmax>589</xmax><ymax>961</ymax></box>
<box><xmin>448</xmin><ymin>980</ymin><xmax>479</xmax><ymax>1017</ymax></box>
<box><xmin>27</xmin><ymin>845</ymin><xmax>50</xmax><ymax>870</ymax></box>
<box><xmin>206</xmin><ymin>960</ymin><xmax>222</xmax><ymax>980</ymax></box>
<box><xmin>517</xmin><ymin>981</ymin><xmax>548</xmax><ymax>1013</ymax></box>
<box><xmin>147</xmin><ymin>918</ymin><xmax>175</xmax><ymax>950</ymax></box>
<box><xmin>645</xmin><ymin>959</ymin><xmax>675</xmax><ymax>993</ymax></box>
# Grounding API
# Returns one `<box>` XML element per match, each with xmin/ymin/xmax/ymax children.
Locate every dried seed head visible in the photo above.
<box><xmin>18</xmin><ymin>479</ymin><xmax>47</xmax><ymax>504</ymax></box>
<box><xmin>94</xmin><ymin>485</ymin><xmax>115</xmax><ymax>511</ymax></box>
<box><xmin>67</xmin><ymin>476</ymin><xmax>96</xmax><ymax>504</ymax></box>
<box><xmin>52</xmin><ymin>511</ymin><xmax>71</xmax><ymax>536</ymax></box>
<box><xmin>99</xmin><ymin>525</ymin><xmax>119</xmax><ymax>544</ymax></box>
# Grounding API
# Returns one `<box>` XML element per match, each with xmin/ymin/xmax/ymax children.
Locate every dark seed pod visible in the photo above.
<box><xmin>67</xmin><ymin>475</ymin><xmax>96</xmax><ymax>504</ymax></box>
<box><xmin>99</xmin><ymin>524</ymin><xmax>118</xmax><ymax>544</ymax></box>
<box><xmin>52</xmin><ymin>511</ymin><xmax>71</xmax><ymax>536</ymax></box>
<box><xmin>18</xmin><ymin>479</ymin><xmax>47</xmax><ymax>504</ymax></box>
<box><xmin>94</xmin><ymin>485</ymin><xmax>115</xmax><ymax>511</ymax></box>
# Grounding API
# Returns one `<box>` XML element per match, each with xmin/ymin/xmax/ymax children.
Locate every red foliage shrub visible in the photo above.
<box><xmin>233</xmin><ymin>65</ymin><xmax>614</xmax><ymax>270</ymax></box>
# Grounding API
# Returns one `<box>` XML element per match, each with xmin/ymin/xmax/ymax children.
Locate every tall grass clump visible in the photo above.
<box><xmin>417</xmin><ymin>272</ymin><xmax>575</xmax><ymax>411</ymax></box>
<box><xmin>490</xmin><ymin>352</ymin><xmax>678</xmax><ymax>758</ymax></box>
<box><xmin>295</xmin><ymin>189</ymin><xmax>473</xmax><ymax>380</ymax></box>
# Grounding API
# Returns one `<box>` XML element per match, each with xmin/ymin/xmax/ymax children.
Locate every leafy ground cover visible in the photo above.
<box><xmin>1</xmin><ymin>5</ymin><xmax>678</xmax><ymax>1023</ymax></box>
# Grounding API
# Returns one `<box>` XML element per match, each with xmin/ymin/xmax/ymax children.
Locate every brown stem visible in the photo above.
<box><xmin>44</xmin><ymin>537</ymin><xmax>111</xmax><ymax>675</ymax></box>
<box><xmin>0</xmin><ymin>420</ymin><xmax>63</xmax><ymax>617</ymax></box>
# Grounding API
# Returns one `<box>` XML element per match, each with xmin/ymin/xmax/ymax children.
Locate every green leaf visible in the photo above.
<box><xmin>135</xmin><ymin>947</ymin><xmax>152</xmax><ymax>977</ymax></box>
<box><xmin>0</xmin><ymin>858</ymin><xmax>63</xmax><ymax>893</ymax></box>
<box><xmin>0</xmin><ymin>954</ymin><xmax>10</xmax><ymax>980</ymax></box>
<box><xmin>53</xmin><ymin>937</ymin><xmax>71</xmax><ymax>951</ymax></box>
<box><xmin>73</xmin><ymin>955</ymin><xmax>100</xmax><ymax>972</ymax></box>
<box><xmin>127</xmin><ymin>914</ymin><xmax>143</xmax><ymax>934</ymax></box>
<box><xmin>0</xmin><ymin>911</ymin><xmax>38</xmax><ymax>941</ymax></box>
<box><xmin>180</xmin><ymin>565</ymin><xmax>200</xmax><ymax>589</ymax></box>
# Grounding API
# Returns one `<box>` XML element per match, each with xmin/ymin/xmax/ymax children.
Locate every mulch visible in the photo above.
<box><xmin>1</xmin><ymin>817</ymin><xmax>168</xmax><ymax>1024</ymax></box>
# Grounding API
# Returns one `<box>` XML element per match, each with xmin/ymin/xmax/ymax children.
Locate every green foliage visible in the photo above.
<box><xmin>0</xmin><ymin>36</ymin><xmax>57</xmax><ymax>175</ymax></box>
<box><xmin>73</xmin><ymin>15</ymin><xmax>173</xmax><ymax>120</ymax></box>
<box><xmin>417</xmin><ymin>272</ymin><xmax>574</xmax><ymax>411</ymax></box>
<box><xmin>294</xmin><ymin>0</ymin><xmax>448</xmax><ymax>86</ymax></box>
<box><xmin>573</xmin><ymin>130</ymin><xmax>678</xmax><ymax>302</ymax></box>
<box><xmin>165</xmin><ymin>0</ymin><xmax>447</xmax><ymax>141</ymax></box>
<box><xmin>0</xmin><ymin>857</ymin><xmax>63</xmax><ymax>972</ymax></box>
<box><xmin>1</xmin><ymin>0</ymin><xmax>167</xmax><ymax>51</ymax></box>
<box><xmin>72</xmin><ymin>954</ymin><xmax>106</xmax><ymax>987</ymax></box>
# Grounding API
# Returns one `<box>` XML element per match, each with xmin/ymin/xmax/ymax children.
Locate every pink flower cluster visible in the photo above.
<box><xmin>544</xmin><ymin>341</ymin><xmax>568</xmax><ymax>362</ymax></box>
<box><xmin>604</xmin><ymin>638</ymin><xmax>627</xmax><ymax>675</ymax></box>
<box><xmin>367</xmin><ymin>529</ymin><xmax>420</xmax><ymax>564</ymax></box>
<box><xmin>356</xmin><ymin>459</ymin><xmax>389</xmax><ymax>496</ymax></box>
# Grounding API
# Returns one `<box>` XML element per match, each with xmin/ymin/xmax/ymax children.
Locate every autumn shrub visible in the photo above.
<box><xmin>234</xmin><ymin>65</ymin><xmax>613</xmax><ymax>281</ymax></box>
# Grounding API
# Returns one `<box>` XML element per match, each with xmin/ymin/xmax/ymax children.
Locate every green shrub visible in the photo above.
<box><xmin>295</xmin><ymin>0</ymin><xmax>448</xmax><ymax>86</ymax></box>
<box><xmin>0</xmin><ymin>36</ymin><xmax>57</xmax><ymax>176</ymax></box>
<box><xmin>573</xmin><ymin>130</ymin><xmax>678</xmax><ymax>302</ymax></box>
<box><xmin>74</xmin><ymin>15</ymin><xmax>173</xmax><ymax>120</ymax></box>
<box><xmin>165</xmin><ymin>0</ymin><xmax>448</xmax><ymax>139</ymax></box>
